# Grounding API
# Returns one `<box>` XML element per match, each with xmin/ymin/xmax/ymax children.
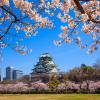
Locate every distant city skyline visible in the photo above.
<box><xmin>0</xmin><ymin>66</ymin><xmax>23</xmax><ymax>81</ymax></box>
<box><xmin>0</xmin><ymin>51</ymin><xmax>100</xmax><ymax>81</ymax></box>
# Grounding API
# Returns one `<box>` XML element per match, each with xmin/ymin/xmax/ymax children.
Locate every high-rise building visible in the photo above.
<box><xmin>6</xmin><ymin>66</ymin><xmax>14</xmax><ymax>80</ymax></box>
<box><xmin>5</xmin><ymin>66</ymin><xmax>23</xmax><ymax>80</ymax></box>
<box><xmin>13</xmin><ymin>70</ymin><xmax>23</xmax><ymax>80</ymax></box>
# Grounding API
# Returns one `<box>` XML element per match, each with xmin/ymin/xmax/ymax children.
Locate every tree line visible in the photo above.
<box><xmin>0</xmin><ymin>59</ymin><xmax>100</xmax><ymax>94</ymax></box>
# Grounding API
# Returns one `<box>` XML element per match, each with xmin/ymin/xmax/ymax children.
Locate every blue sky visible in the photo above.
<box><xmin>0</xmin><ymin>25</ymin><xmax>100</xmax><ymax>78</ymax></box>
<box><xmin>0</xmin><ymin>0</ymin><xmax>100</xmax><ymax>78</ymax></box>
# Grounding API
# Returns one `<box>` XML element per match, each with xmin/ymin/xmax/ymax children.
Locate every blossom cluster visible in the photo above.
<box><xmin>0</xmin><ymin>0</ymin><xmax>9</xmax><ymax>6</ymax></box>
<box><xmin>57</xmin><ymin>81</ymin><xmax>100</xmax><ymax>92</ymax></box>
<box><xmin>30</xmin><ymin>81</ymin><xmax>49</xmax><ymax>91</ymax></box>
<box><xmin>0</xmin><ymin>0</ymin><xmax>100</xmax><ymax>54</ymax></box>
<box><xmin>13</xmin><ymin>0</ymin><xmax>52</xmax><ymax>27</ymax></box>
<box><xmin>0</xmin><ymin>81</ymin><xmax>99</xmax><ymax>93</ymax></box>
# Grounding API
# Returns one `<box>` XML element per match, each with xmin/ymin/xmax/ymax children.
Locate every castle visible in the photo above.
<box><xmin>31</xmin><ymin>53</ymin><xmax>59</xmax><ymax>82</ymax></box>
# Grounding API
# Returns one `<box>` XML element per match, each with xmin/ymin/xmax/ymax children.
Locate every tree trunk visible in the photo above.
<box><xmin>86</xmin><ymin>80</ymin><xmax>89</xmax><ymax>93</ymax></box>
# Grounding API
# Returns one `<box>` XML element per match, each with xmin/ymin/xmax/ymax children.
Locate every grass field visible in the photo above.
<box><xmin>0</xmin><ymin>94</ymin><xmax>100</xmax><ymax>100</ymax></box>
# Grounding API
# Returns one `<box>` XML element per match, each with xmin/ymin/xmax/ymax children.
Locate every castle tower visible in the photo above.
<box><xmin>31</xmin><ymin>53</ymin><xmax>59</xmax><ymax>82</ymax></box>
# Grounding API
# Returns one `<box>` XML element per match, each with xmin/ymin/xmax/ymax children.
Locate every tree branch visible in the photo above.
<box><xmin>0</xmin><ymin>6</ymin><xmax>19</xmax><ymax>21</ymax></box>
<box><xmin>0</xmin><ymin>6</ymin><xmax>29</xmax><ymax>39</ymax></box>
<box><xmin>0</xmin><ymin>21</ymin><xmax>14</xmax><ymax>40</ymax></box>
<box><xmin>73</xmin><ymin>0</ymin><xmax>100</xmax><ymax>23</ymax></box>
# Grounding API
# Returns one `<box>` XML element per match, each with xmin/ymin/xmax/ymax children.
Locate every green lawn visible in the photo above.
<box><xmin>0</xmin><ymin>94</ymin><xmax>100</xmax><ymax>100</ymax></box>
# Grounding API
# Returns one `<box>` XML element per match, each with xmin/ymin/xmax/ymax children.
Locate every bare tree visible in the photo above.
<box><xmin>93</xmin><ymin>59</ymin><xmax>100</xmax><ymax>69</ymax></box>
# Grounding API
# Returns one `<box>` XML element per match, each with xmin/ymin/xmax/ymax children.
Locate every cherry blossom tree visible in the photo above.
<box><xmin>0</xmin><ymin>81</ymin><xmax>100</xmax><ymax>93</ymax></box>
<box><xmin>0</xmin><ymin>0</ymin><xmax>100</xmax><ymax>55</ymax></box>
<box><xmin>30</xmin><ymin>81</ymin><xmax>49</xmax><ymax>91</ymax></box>
<box><xmin>57</xmin><ymin>81</ymin><xmax>80</xmax><ymax>91</ymax></box>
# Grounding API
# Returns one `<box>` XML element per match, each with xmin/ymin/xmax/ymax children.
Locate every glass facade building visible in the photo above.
<box><xmin>5</xmin><ymin>66</ymin><xmax>23</xmax><ymax>80</ymax></box>
<box><xmin>6</xmin><ymin>66</ymin><xmax>14</xmax><ymax>80</ymax></box>
<box><xmin>13</xmin><ymin>70</ymin><xmax>23</xmax><ymax>80</ymax></box>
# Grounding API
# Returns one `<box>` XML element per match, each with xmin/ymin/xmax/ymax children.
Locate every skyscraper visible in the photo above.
<box><xmin>13</xmin><ymin>70</ymin><xmax>23</xmax><ymax>80</ymax></box>
<box><xmin>6</xmin><ymin>66</ymin><xmax>14</xmax><ymax>80</ymax></box>
<box><xmin>5</xmin><ymin>66</ymin><xmax>23</xmax><ymax>80</ymax></box>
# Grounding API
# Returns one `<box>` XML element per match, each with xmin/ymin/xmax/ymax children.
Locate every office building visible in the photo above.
<box><xmin>13</xmin><ymin>70</ymin><xmax>23</xmax><ymax>80</ymax></box>
<box><xmin>6</xmin><ymin>66</ymin><xmax>14</xmax><ymax>80</ymax></box>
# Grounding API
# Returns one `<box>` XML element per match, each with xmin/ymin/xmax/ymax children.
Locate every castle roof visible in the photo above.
<box><xmin>31</xmin><ymin>53</ymin><xmax>59</xmax><ymax>74</ymax></box>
